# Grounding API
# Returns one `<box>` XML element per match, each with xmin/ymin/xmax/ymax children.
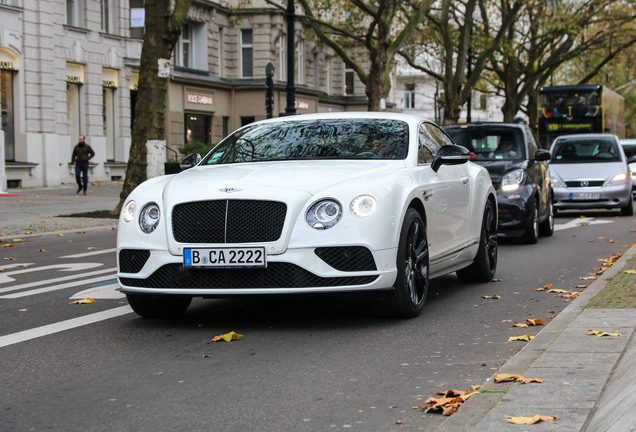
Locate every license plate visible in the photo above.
<box><xmin>571</xmin><ymin>192</ymin><xmax>600</xmax><ymax>200</ymax></box>
<box><xmin>184</xmin><ymin>247</ymin><xmax>266</xmax><ymax>268</ymax></box>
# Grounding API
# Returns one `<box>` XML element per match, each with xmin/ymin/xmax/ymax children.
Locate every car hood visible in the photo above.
<box><xmin>164</xmin><ymin>160</ymin><xmax>406</xmax><ymax>199</ymax></box>
<box><xmin>472</xmin><ymin>160</ymin><xmax>525</xmax><ymax>183</ymax></box>
<box><xmin>549</xmin><ymin>162</ymin><xmax>627</xmax><ymax>180</ymax></box>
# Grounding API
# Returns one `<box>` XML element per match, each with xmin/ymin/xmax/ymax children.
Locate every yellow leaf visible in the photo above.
<box><xmin>3</xmin><ymin>243</ymin><xmax>15</xmax><ymax>247</ymax></box>
<box><xmin>12</xmin><ymin>238</ymin><xmax>25</xmax><ymax>242</ymax></box>
<box><xmin>24</xmin><ymin>231</ymin><xmax>33</xmax><ymax>235</ymax></box>
<box><xmin>534</xmin><ymin>283</ymin><xmax>552</xmax><ymax>291</ymax></box>
<box><xmin>212</xmin><ymin>331</ymin><xmax>244</xmax><ymax>342</ymax></box>
<box><xmin>506</xmin><ymin>415</ymin><xmax>559</xmax><ymax>424</ymax></box>
<box><xmin>576</xmin><ymin>284</ymin><xmax>588</xmax><ymax>289</ymax></box>
<box><xmin>56</xmin><ymin>233</ymin><xmax>64</xmax><ymax>237</ymax></box>
<box><xmin>560</xmin><ymin>291</ymin><xmax>581</xmax><ymax>299</ymax></box>
<box><xmin>19</xmin><ymin>309</ymin><xmax>28</xmax><ymax>312</ymax></box>
<box><xmin>587</xmin><ymin>330</ymin><xmax>621</xmax><ymax>337</ymax></box>
<box><xmin>624</xmin><ymin>270</ymin><xmax>636</xmax><ymax>274</ymax></box>
<box><xmin>580</xmin><ymin>275</ymin><xmax>598</xmax><ymax>280</ymax></box>
<box><xmin>513</xmin><ymin>323</ymin><xmax>528</xmax><ymax>328</ymax></box>
<box><xmin>483</xmin><ymin>294</ymin><xmax>500</xmax><ymax>299</ymax></box>
<box><xmin>508</xmin><ymin>334</ymin><xmax>534</xmax><ymax>342</ymax></box>
<box><xmin>68</xmin><ymin>298</ymin><xmax>96</xmax><ymax>304</ymax></box>
<box><xmin>35</xmin><ymin>249</ymin><xmax>47</xmax><ymax>252</ymax></box>
<box><xmin>517</xmin><ymin>377</ymin><xmax>544</xmax><ymax>384</ymax></box>
<box><xmin>3</xmin><ymin>257</ymin><xmax>16</xmax><ymax>260</ymax></box>
<box><xmin>526</xmin><ymin>318</ymin><xmax>545</xmax><ymax>326</ymax></box>
<box><xmin>86</xmin><ymin>247</ymin><xmax>97</xmax><ymax>250</ymax></box>
<box><xmin>547</xmin><ymin>288</ymin><xmax>568</xmax><ymax>293</ymax></box>
<box><xmin>494</xmin><ymin>373</ymin><xmax>520</xmax><ymax>383</ymax></box>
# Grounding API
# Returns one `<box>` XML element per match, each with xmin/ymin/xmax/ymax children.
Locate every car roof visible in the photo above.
<box><xmin>443</xmin><ymin>122</ymin><xmax>524</xmax><ymax>129</ymax></box>
<box><xmin>251</xmin><ymin>112</ymin><xmax>435</xmax><ymax>127</ymax></box>
<box><xmin>620</xmin><ymin>139</ymin><xmax>636</xmax><ymax>145</ymax></box>
<box><xmin>553</xmin><ymin>133</ymin><xmax>619</xmax><ymax>141</ymax></box>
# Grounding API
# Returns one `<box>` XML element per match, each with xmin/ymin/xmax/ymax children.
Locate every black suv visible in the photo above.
<box><xmin>443</xmin><ymin>122</ymin><xmax>553</xmax><ymax>243</ymax></box>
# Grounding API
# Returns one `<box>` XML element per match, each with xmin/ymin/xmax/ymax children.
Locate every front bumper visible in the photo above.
<box><xmin>494</xmin><ymin>186</ymin><xmax>534</xmax><ymax>236</ymax></box>
<box><xmin>553</xmin><ymin>184</ymin><xmax>632</xmax><ymax>210</ymax></box>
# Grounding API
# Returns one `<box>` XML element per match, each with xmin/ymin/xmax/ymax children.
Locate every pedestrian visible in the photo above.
<box><xmin>70</xmin><ymin>135</ymin><xmax>95</xmax><ymax>195</ymax></box>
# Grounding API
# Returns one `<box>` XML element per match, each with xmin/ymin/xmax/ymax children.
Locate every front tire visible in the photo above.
<box><xmin>373</xmin><ymin>209</ymin><xmax>429</xmax><ymax>318</ymax></box>
<box><xmin>126</xmin><ymin>293</ymin><xmax>192</xmax><ymax>319</ymax></box>
<box><xmin>457</xmin><ymin>199</ymin><xmax>497</xmax><ymax>282</ymax></box>
<box><xmin>522</xmin><ymin>199</ymin><xmax>539</xmax><ymax>244</ymax></box>
<box><xmin>539</xmin><ymin>197</ymin><xmax>554</xmax><ymax>237</ymax></box>
<box><xmin>621</xmin><ymin>197</ymin><xmax>634</xmax><ymax>216</ymax></box>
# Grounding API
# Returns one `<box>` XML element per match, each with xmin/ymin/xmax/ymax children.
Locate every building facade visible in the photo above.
<box><xmin>0</xmin><ymin>0</ymin><xmax>367</xmax><ymax>190</ymax></box>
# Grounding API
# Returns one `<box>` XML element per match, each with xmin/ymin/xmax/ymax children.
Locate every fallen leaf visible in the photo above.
<box><xmin>517</xmin><ymin>377</ymin><xmax>544</xmax><ymax>384</ymax></box>
<box><xmin>534</xmin><ymin>284</ymin><xmax>552</xmax><ymax>291</ymax></box>
<box><xmin>394</xmin><ymin>420</ymin><xmax>404</xmax><ymax>424</ymax></box>
<box><xmin>19</xmin><ymin>309</ymin><xmax>28</xmax><ymax>312</ymax></box>
<box><xmin>508</xmin><ymin>334</ymin><xmax>534</xmax><ymax>342</ymax></box>
<box><xmin>212</xmin><ymin>331</ymin><xmax>244</xmax><ymax>342</ymax></box>
<box><xmin>86</xmin><ymin>247</ymin><xmax>97</xmax><ymax>250</ymax></box>
<box><xmin>3</xmin><ymin>244</ymin><xmax>15</xmax><ymax>247</ymax></box>
<box><xmin>608</xmin><ymin>240</ymin><xmax>617</xmax><ymax>243</ymax></box>
<box><xmin>547</xmin><ymin>288</ymin><xmax>568</xmax><ymax>294</ymax></box>
<box><xmin>526</xmin><ymin>318</ymin><xmax>545</xmax><ymax>326</ymax></box>
<box><xmin>513</xmin><ymin>323</ymin><xmax>528</xmax><ymax>328</ymax></box>
<box><xmin>576</xmin><ymin>284</ymin><xmax>588</xmax><ymax>289</ymax></box>
<box><xmin>587</xmin><ymin>330</ymin><xmax>621</xmax><ymax>337</ymax></box>
<box><xmin>56</xmin><ymin>233</ymin><xmax>64</xmax><ymax>237</ymax></box>
<box><xmin>68</xmin><ymin>298</ymin><xmax>96</xmax><ymax>304</ymax></box>
<box><xmin>501</xmin><ymin>319</ymin><xmax>512</xmax><ymax>323</ymax></box>
<box><xmin>109</xmin><ymin>227</ymin><xmax>116</xmax><ymax>230</ymax></box>
<box><xmin>12</xmin><ymin>238</ymin><xmax>25</xmax><ymax>242</ymax></box>
<box><xmin>24</xmin><ymin>231</ymin><xmax>33</xmax><ymax>235</ymax></box>
<box><xmin>491</xmin><ymin>278</ymin><xmax>502</xmax><ymax>282</ymax></box>
<box><xmin>624</xmin><ymin>270</ymin><xmax>636</xmax><ymax>275</ymax></box>
<box><xmin>3</xmin><ymin>257</ymin><xmax>16</xmax><ymax>260</ymax></box>
<box><xmin>483</xmin><ymin>294</ymin><xmax>500</xmax><ymax>299</ymax></box>
<box><xmin>76</xmin><ymin>231</ymin><xmax>86</xmax><ymax>234</ymax></box>
<box><xmin>580</xmin><ymin>275</ymin><xmax>599</xmax><ymax>280</ymax></box>
<box><xmin>35</xmin><ymin>249</ymin><xmax>48</xmax><ymax>252</ymax></box>
<box><xmin>505</xmin><ymin>415</ymin><xmax>559</xmax><ymax>425</ymax></box>
<box><xmin>494</xmin><ymin>374</ymin><xmax>544</xmax><ymax>384</ymax></box>
<box><xmin>560</xmin><ymin>291</ymin><xmax>581</xmax><ymax>299</ymax></box>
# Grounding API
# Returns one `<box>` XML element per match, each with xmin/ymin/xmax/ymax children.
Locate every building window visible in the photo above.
<box><xmin>479</xmin><ymin>93</ymin><xmax>487</xmax><ymax>110</ymax></box>
<box><xmin>67</xmin><ymin>83</ymin><xmax>82</xmax><ymax>152</ymax></box>
<box><xmin>185</xmin><ymin>114</ymin><xmax>212</xmax><ymax>144</ymax></box>
<box><xmin>66</xmin><ymin>0</ymin><xmax>84</xmax><ymax>27</ymax></box>
<box><xmin>345</xmin><ymin>69</ymin><xmax>354</xmax><ymax>95</ymax></box>
<box><xmin>222</xmin><ymin>116</ymin><xmax>229</xmax><ymax>138</ymax></box>
<box><xmin>241</xmin><ymin>29</ymin><xmax>253</xmax><ymax>78</ymax></box>
<box><xmin>101</xmin><ymin>0</ymin><xmax>117</xmax><ymax>34</ymax></box>
<box><xmin>1</xmin><ymin>70</ymin><xmax>15</xmax><ymax>161</ymax></box>
<box><xmin>295</xmin><ymin>40</ymin><xmax>304</xmax><ymax>84</ymax></box>
<box><xmin>404</xmin><ymin>83</ymin><xmax>415</xmax><ymax>109</ymax></box>
<box><xmin>178</xmin><ymin>22</ymin><xmax>192</xmax><ymax>68</ymax></box>
<box><xmin>103</xmin><ymin>87</ymin><xmax>116</xmax><ymax>161</ymax></box>
<box><xmin>276</xmin><ymin>35</ymin><xmax>286</xmax><ymax>81</ymax></box>
<box><xmin>130</xmin><ymin>0</ymin><xmax>144</xmax><ymax>39</ymax></box>
<box><xmin>218</xmin><ymin>26</ymin><xmax>224</xmax><ymax>77</ymax></box>
<box><xmin>176</xmin><ymin>21</ymin><xmax>206</xmax><ymax>70</ymax></box>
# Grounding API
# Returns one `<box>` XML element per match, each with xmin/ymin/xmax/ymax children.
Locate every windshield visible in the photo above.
<box><xmin>201</xmin><ymin>119</ymin><xmax>410</xmax><ymax>165</ymax></box>
<box><xmin>539</xmin><ymin>89</ymin><xmax>600</xmax><ymax>118</ymax></box>
<box><xmin>552</xmin><ymin>136</ymin><xmax>621</xmax><ymax>163</ymax></box>
<box><xmin>445</xmin><ymin>127</ymin><xmax>526</xmax><ymax>161</ymax></box>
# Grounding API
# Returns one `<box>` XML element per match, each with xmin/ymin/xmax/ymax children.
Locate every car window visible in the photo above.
<box><xmin>552</xmin><ymin>136</ymin><xmax>621</xmax><ymax>163</ymax></box>
<box><xmin>524</xmin><ymin>126</ymin><xmax>539</xmax><ymax>156</ymax></box>
<box><xmin>417</xmin><ymin>123</ymin><xmax>439</xmax><ymax>164</ymax></box>
<box><xmin>444</xmin><ymin>126</ymin><xmax>526</xmax><ymax>161</ymax></box>
<box><xmin>621</xmin><ymin>143</ymin><xmax>636</xmax><ymax>159</ymax></box>
<box><xmin>201</xmin><ymin>119</ymin><xmax>410</xmax><ymax>164</ymax></box>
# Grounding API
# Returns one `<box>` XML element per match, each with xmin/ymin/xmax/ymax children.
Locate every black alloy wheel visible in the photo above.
<box><xmin>457</xmin><ymin>199</ymin><xmax>498</xmax><ymax>282</ymax></box>
<box><xmin>522</xmin><ymin>199</ymin><xmax>539</xmax><ymax>244</ymax></box>
<box><xmin>539</xmin><ymin>197</ymin><xmax>554</xmax><ymax>236</ymax></box>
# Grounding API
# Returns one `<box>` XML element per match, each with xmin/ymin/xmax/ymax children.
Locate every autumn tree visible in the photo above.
<box><xmin>266</xmin><ymin>0</ymin><xmax>433</xmax><ymax>111</ymax></box>
<box><xmin>399</xmin><ymin>0</ymin><xmax>523</xmax><ymax>124</ymax></box>
<box><xmin>483</xmin><ymin>0</ymin><xmax>636</xmax><ymax>127</ymax></box>
<box><xmin>113</xmin><ymin>0</ymin><xmax>192</xmax><ymax>215</ymax></box>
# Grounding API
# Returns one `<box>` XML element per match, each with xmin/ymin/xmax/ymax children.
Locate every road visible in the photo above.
<box><xmin>1</xmin><ymin>211</ymin><xmax>634</xmax><ymax>432</ymax></box>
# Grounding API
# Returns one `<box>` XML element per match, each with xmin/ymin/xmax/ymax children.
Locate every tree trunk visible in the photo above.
<box><xmin>112</xmin><ymin>0</ymin><xmax>191</xmax><ymax>215</ymax></box>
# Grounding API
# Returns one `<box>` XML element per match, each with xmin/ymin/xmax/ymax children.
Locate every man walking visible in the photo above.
<box><xmin>70</xmin><ymin>135</ymin><xmax>95</xmax><ymax>195</ymax></box>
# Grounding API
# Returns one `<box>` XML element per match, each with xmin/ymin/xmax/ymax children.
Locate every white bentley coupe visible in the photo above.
<box><xmin>117</xmin><ymin>112</ymin><xmax>498</xmax><ymax>319</ymax></box>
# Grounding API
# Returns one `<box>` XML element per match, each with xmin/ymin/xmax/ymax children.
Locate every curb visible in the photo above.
<box><xmin>433</xmin><ymin>245</ymin><xmax>636</xmax><ymax>431</ymax></box>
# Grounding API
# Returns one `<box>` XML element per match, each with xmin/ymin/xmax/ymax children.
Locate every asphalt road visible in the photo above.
<box><xmin>0</xmin><ymin>210</ymin><xmax>634</xmax><ymax>431</ymax></box>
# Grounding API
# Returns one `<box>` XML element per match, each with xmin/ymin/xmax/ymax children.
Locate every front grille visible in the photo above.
<box><xmin>172</xmin><ymin>200</ymin><xmax>287</xmax><ymax>243</ymax></box>
<box><xmin>119</xmin><ymin>249</ymin><xmax>150</xmax><ymax>273</ymax></box>
<box><xmin>565</xmin><ymin>180</ymin><xmax>604</xmax><ymax>187</ymax></box>
<box><xmin>119</xmin><ymin>263</ymin><xmax>377</xmax><ymax>289</ymax></box>
<box><xmin>315</xmin><ymin>247</ymin><xmax>377</xmax><ymax>271</ymax></box>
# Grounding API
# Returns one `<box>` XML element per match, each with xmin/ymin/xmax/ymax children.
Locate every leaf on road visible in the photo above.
<box><xmin>547</xmin><ymin>288</ymin><xmax>568</xmax><ymax>293</ymax></box>
<box><xmin>19</xmin><ymin>308</ymin><xmax>28</xmax><ymax>312</ymax></box>
<box><xmin>86</xmin><ymin>247</ymin><xmax>97</xmax><ymax>250</ymax></box>
<box><xmin>69</xmin><ymin>298</ymin><xmax>96</xmax><ymax>304</ymax></box>
<box><xmin>483</xmin><ymin>294</ymin><xmax>500</xmax><ymax>299</ymax></box>
<box><xmin>513</xmin><ymin>323</ymin><xmax>528</xmax><ymax>328</ymax></box>
<box><xmin>76</xmin><ymin>231</ymin><xmax>86</xmax><ymax>234</ymax></box>
<box><xmin>24</xmin><ymin>231</ymin><xmax>33</xmax><ymax>235</ymax></box>
<box><xmin>576</xmin><ymin>284</ymin><xmax>588</xmax><ymax>289</ymax></box>
<box><xmin>3</xmin><ymin>257</ymin><xmax>16</xmax><ymax>260</ymax></box>
<box><xmin>580</xmin><ymin>275</ymin><xmax>599</xmax><ymax>280</ymax></box>
<box><xmin>35</xmin><ymin>249</ymin><xmax>48</xmax><ymax>252</ymax></box>
<box><xmin>414</xmin><ymin>388</ymin><xmax>480</xmax><ymax>416</ymax></box>
<box><xmin>587</xmin><ymin>330</ymin><xmax>621</xmax><ymax>337</ymax></box>
<box><xmin>212</xmin><ymin>331</ymin><xmax>244</xmax><ymax>342</ymax></box>
<box><xmin>505</xmin><ymin>415</ymin><xmax>559</xmax><ymax>424</ymax></box>
<box><xmin>508</xmin><ymin>334</ymin><xmax>534</xmax><ymax>342</ymax></box>
<box><xmin>3</xmin><ymin>243</ymin><xmax>15</xmax><ymax>247</ymax></box>
<box><xmin>56</xmin><ymin>233</ymin><xmax>64</xmax><ymax>237</ymax></box>
<box><xmin>494</xmin><ymin>374</ymin><xmax>544</xmax><ymax>384</ymax></box>
<box><xmin>560</xmin><ymin>291</ymin><xmax>581</xmax><ymax>299</ymax></box>
<box><xmin>526</xmin><ymin>318</ymin><xmax>545</xmax><ymax>326</ymax></box>
<box><xmin>624</xmin><ymin>270</ymin><xmax>636</xmax><ymax>274</ymax></box>
<box><xmin>534</xmin><ymin>284</ymin><xmax>552</xmax><ymax>291</ymax></box>
<box><xmin>12</xmin><ymin>238</ymin><xmax>25</xmax><ymax>242</ymax></box>
<box><xmin>491</xmin><ymin>278</ymin><xmax>502</xmax><ymax>282</ymax></box>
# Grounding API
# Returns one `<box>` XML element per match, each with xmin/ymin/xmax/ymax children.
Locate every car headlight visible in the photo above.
<box><xmin>549</xmin><ymin>175</ymin><xmax>563</xmax><ymax>188</ymax></box>
<box><xmin>350</xmin><ymin>195</ymin><xmax>377</xmax><ymax>217</ymax></box>
<box><xmin>501</xmin><ymin>169</ymin><xmax>524</xmax><ymax>192</ymax></box>
<box><xmin>306</xmin><ymin>199</ymin><xmax>342</xmax><ymax>230</ymax></box>
<box><xmin>139</xmin><ymin>203</ymin><xmax>161</xmax><ymax>233</ymax></box>
<box><xmin>606</xmin><ymin>173</ymin><xmax>628</xmax><ymax>186</ymax></box>
<box><xmin>122</xmin><ymin>200</ymin><xmax>136</xmax><ymax>223</ymax></box>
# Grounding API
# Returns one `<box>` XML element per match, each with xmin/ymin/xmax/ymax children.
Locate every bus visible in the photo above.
<box><xmin>538</xmin><ymin>84</ymin><xmax>625</xmax><ymax>148</ymax></box>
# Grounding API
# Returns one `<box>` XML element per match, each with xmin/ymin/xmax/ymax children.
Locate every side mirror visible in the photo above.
<box><xmin>180</xmin><ymin>153</ymin><xmax>202</xmax><ymax>171</ymax></box>
<box><xmin>431</xmin><ymin>145</ymin><xmax>470</xmax><ymax>173</ymax></box>
<box><xmin>628</xmin><ymin>155</ymin><xmax>636</xmax><ymax>164</ymax></box>
<box><xmin>534</xmin><ymin>149</ymin><xmax>551</xmax><ymax>162</ymax></box>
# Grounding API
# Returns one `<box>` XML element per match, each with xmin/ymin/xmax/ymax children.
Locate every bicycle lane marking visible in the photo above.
<box><xmin>0</xmin><ymin>306</ymin><xmax>133</xmax><ymax>349</ymax></box>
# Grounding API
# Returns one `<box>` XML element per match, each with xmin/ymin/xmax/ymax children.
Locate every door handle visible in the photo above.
<box><xmin>422</xmin><ymin>190</ymin><xmax>434</xmax><ymax>201</ymax></box>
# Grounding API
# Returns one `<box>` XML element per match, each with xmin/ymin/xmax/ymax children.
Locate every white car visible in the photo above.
<box><xmin>117</xmin><ymin>112</ymin><xmax>498</xmax><ymax>319</ymax></box>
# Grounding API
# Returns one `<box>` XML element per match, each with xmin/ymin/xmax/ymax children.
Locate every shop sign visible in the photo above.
<box><xmin>0</xmin><ymin>60</ymin><xmax>16</xmax><ymax>71</ymax></box>
<box><xmin>102</xmin><ymin>68</ymin><xmax>118</xmax><ymax>88</ymax></box>
<box><xmin>295</xmin><ymin>100</ymin><xmax>310</xmax><ymax>110</ymax></box>
<box><xmin>184</xmin><ymin>87</ymin><xmax>215</xmax><ymax>111</ymax></box>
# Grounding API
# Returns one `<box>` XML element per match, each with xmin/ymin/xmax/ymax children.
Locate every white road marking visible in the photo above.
<box><xmin>60</xmin><ymin>248</ymin><xmax>117</xmax><ymax>258</ymax></box>
<box><xmin>0</xmin><ymin>274</ymin><xmax>117</xmax><ymax>299</ymax></box>
<box><xmin>0</xmin><ymin>263</ymin><xmax>104</xmax><ymax>284</ymax></box>
<box><xmin>554</xmin><ymin>217</ymin><xmax>613</xmax><ymax>232</ymax></box>
<box><xmin>0</xmin><ymin>267</ymin><xmax>116</xmax><ymax>295</ymax></box>
<box><xmin>0</xmin><ymin>306</ymin><xmax>133</xmax><ymax>348</ymax></box>
<box><xmin>70</xmin><ymin>283</ymin><xmax>125</xmax><ymax>300</ymax></box>
<box><xmin>0</xmin><ymin>263</ymin><xmax>35</xmax><ymax>271</ymax></box>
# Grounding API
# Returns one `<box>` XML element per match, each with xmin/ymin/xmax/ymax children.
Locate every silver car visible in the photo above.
<box><xmin>620</xmin><ymin>139</ymin><xmax>636</xmax><ymax>198</ymax></box>
<box><xmin>549</xmin><ymin>134</ymin><xmax>633</xmax><ymax>215</ymax></box>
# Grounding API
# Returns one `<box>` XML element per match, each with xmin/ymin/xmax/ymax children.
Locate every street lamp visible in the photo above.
<box><xmin>285</xmin><ymin>0</ymin><xmax>296</xmax><ymax>115</ymax></box>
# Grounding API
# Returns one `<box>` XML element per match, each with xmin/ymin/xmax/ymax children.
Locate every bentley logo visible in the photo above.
<box><xmin>580</xmin><ymin>180</ymin><xmax>589</xmax><ymax>187</ymax></box>
<box><xmin>220</xmin><ymin>188</ymin><xmax>242</xmax><ymax>193</ymax></box>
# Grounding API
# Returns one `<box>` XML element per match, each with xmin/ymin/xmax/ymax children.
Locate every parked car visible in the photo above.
<box><xmin>549</xmin><ymin>134</ymin><xmax>633</xmax><ymax>215</ymax></box>
<box><xmin>443</xmin><ymin>122</ymin><xmax>553</xmax><ymax>244</ymax></box>
<box><xmin>620</xmin><ymin>139</ymin><xmax>636</xmax><ymax>198</ymax></box>
<box><xmin>117</xmin><ymin>112</ymin><xmax>497</xmax><ymax>319</ymax></box>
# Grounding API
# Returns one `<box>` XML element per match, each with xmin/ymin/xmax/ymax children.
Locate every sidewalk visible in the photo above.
<box><xmin>2</xmin><ymin>183</ymin><xmax>636</xmax><ymax>431</ymax></box>
<box><xmin>0</xmin><ymin>181</ymin><xmax>123</xmax><ymax>236</ymax></box>
<box><xmin>435</xmin><ymin>246</ymin><xmax>636</xmax><ymax>432</ymax></box>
